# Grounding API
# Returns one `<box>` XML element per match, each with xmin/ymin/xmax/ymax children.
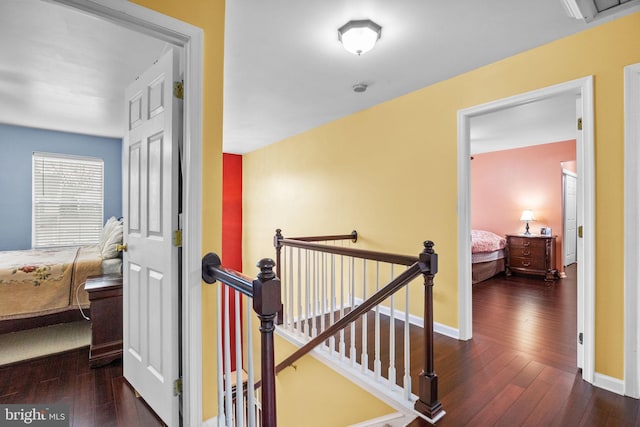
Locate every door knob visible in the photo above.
<box><xmin>116</xmin><ymin>243</ymin><xmax>128</xmax><ymax>252</ymax></box>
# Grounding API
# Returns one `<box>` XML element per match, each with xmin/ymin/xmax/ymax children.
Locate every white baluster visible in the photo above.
<box><xmin>329</xmin><ymin>253</ymin><xmax>336</xmax><ymax>354</ymax></box>
<box><xmin>305</xmin><ymin>249</ymin><xmax>310</xmax><ymax>338</ymax></box>
<box><xmin>339</xmin><ymin>255</ymin><xmax>346</xmax><ymax>360</ymax></box>
<box><xmin>388</xmin><ymin>266</ymin><xmax>397</xmax><ymax>388</ymax></box>
<box><xmin>246</xmin><ymin>295</ymin><xmax>256</xmax><ymax>427</ymax></box>
<box><xmin>297</xmin><ymin>248</ymin><xmax>302</xmax><ymax>337</ymax></box>
<box><xmin>216</xmin><ymin>284</ymin><xmax>225</xmax><ymax>427</ymax></box>
<box><xmin>361</xmin><ymin>259</ymin><xmax>368</xmax><ymax>374</ymax></box>
<box><xmin>403</xmin><ymin>281</ymin><xmax>411</xmax><ymax>400</ymax></box>
<box><xmin>350</xmin><ymin>257</ymin><xmax>356</xmax><ymax>368</ymax></box>
<box><xmin>223</xmin><ymin>286</ymin><xmax>233</xmax><ymax>426</ymax></box>
<box><xmin>282</xmin><ymin>246</ymin><xmax>288</xmax><ymax>329</ymax></box>
<box><xmin>321</xmin><ymin>252</ymin><xmax>326</xmax><ymax>336</ymax></box>
<box><xmin>311</xmin><ymin>251</ymin><xmax>317</xmax><ymax>338</ymax></box>
<box><xmin>288</xmin><ymin>247</ymin><xmax>294</xmax><ymax>332</ymax></box>
<box><xmin>235</xmin><ymin>291</ymin><xmax>245</xmax><ymax>427</ymax></box>
<box><xmin>374</xmin><ymin>262</ymin><xmax>381</xmax><ymax>381</ymax></box>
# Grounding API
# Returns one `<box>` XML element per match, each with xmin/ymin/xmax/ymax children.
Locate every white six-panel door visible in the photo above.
<box><xmin>123</xmin><ymin>49</ymin><xmax>180</xmax><ymax>426</ymax></box>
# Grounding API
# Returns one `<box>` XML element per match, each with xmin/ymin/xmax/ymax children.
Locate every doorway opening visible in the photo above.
<box><xmin>457</xmin><ymin>77</ymin><xmax>596</xmax><ymax>384</ymax></box>
<box><xmin>50</xmin><ymin>0</ymin><xmax>205</xmax><ymax>424</ymax></box>
<box><xmin>624</xmin><ymin>63</ymin><xmax>640</xmax><ymax>398</ymax></box>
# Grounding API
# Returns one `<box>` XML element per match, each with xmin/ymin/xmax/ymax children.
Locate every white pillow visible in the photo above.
<box><xmin>101</xmin><ymin>223</ymin><xmax>123</xmax><ymax>259</ymax></box>
<box><xmin>99</xmin><ymin>217</ymin><xmax>119</xmax><ymax>250</ymax></box>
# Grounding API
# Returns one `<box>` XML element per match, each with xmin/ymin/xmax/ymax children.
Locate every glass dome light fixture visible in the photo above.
<box><xmin>338</xmin><ymin>19</ymin><xmax>382</xmax><ymax>56</ymax></box>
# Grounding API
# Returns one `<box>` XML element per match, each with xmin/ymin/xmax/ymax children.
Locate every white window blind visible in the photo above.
<box><xmin>32</xmin><ymin>152</ymin><xmax>104</xmax><ymax>248</ymax></box>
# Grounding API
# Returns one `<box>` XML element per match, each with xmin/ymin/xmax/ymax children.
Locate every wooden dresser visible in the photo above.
<box><xmin>85</xmin><ymin>274</ymin><xmax>123</xmax><ymax>367</ymax></box>
<box><xmin>505</xmin><ymin>234</ymin><xmax>558</xmax><ymax>281</ymax></box>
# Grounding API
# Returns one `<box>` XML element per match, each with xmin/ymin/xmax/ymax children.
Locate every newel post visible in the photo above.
<box><xmin>414</xmin><ymin>241</ymin><xmax>444</xmax><ymax>421</ymax></box>
<box><xmin>274</xmin><ymin>229</ymin><xmax>284</xmax><ymax>325</ymax></box>
<box><xmin>253</xmin><ymin>258</ymin><xmax>282</xmax><ymax>427</ymax></box>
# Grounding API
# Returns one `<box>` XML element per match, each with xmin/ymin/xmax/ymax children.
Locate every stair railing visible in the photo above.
<box><xmin>202</xmin><ymin>253</ymin><xmax>282</xmax><ymax>427</ymax></box>
<box><xmin>273</xmin><ymin>229</ymin><xmax>444</xmax><ymax>422</ymax></box>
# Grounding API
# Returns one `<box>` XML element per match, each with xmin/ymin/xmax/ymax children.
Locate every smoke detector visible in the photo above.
<box><xmin>353</xmin><ymin>83</ymin><xmax>368</xmax><ymax>93</ymax></box>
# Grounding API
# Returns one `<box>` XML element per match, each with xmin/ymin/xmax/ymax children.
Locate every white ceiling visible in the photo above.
<box><xmin>470</xmin><ymin>92</ymin><xmax>580</xmax><ymax>154</ymax></box>
<box><xmin>0</xmin><ymin>0</ymin><xmax>638</xmax><ymax>154</ymax></box>
<box><xmin>0</xmin><ymin>0</ymin><xmax>168</xmax><ymax>139</ymax></box>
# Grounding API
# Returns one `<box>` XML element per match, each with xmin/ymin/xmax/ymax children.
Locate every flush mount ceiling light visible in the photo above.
<box><xmin>338</xmin><ymin>19</ymin><xmax>382</xmax><ymax>56</ymax></box>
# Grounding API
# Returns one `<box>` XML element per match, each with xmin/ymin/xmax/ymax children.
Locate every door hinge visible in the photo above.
<box><xmin>577</xmin><ymin>117</ymin><xmax>582</xmax><ymax>131</ymax></box>
<box><xmin>173</xmin><ymin>378</ymin><xmax>182</xmax><ymax>396</ymax></box>
<box><xmin>578</xmin><ymin>225</ymin><xmax>583</xmax><ymax>238</ymax></box>
<box><xmin>173</xmin><ymin>81</ymin><xmax>184</xmax><ymax>100</ymax></box>
<box><xmin>174</xmin><ymin>229</ymin><xmax>183</xmax><ymax>247</ymax></box>
<box><xmin>578</xmin><ymin>332</ymin><xmax>583</xmax><ymax>345</ymax></box>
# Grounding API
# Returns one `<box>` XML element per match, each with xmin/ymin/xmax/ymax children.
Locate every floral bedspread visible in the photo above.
<box><xmin>471</xmin><ymin>229</ymin><xmax>506</xmax><ymax>253</ymax></box>
<box><xmin>0</xmin><ymin>246</ymin><xmax>102</xmax><ymax>319</ymax></box>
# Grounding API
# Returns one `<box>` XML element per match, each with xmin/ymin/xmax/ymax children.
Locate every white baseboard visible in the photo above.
<box><xmin>594</xmin><ymin>372</ymin><xmax>625</xmax><ymax>395</ymax></box>
<box><xmin>434</xmin><ymin>322</ymin><xmax>459</xmax><ymax>339</ymax></box>
<box><xmin>347</xmin><ymin>411</ymin><xmax>413</xmax><ymax>427</ymax></box>
<box><xmin>202</xmin><ymin>417</ymin><xmax>217</xmax><ymax>427</ymax></box>
<box><xmin>353</xmin><ymin>297</ymin><xmax>460</xmax><ymax>340</ymax></box>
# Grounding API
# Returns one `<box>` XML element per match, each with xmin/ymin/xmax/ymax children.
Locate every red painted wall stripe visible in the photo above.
<box><xmin>222</xmin><ymin>153</ymin><xmax>243</xmax><ymax>371</ymax></box>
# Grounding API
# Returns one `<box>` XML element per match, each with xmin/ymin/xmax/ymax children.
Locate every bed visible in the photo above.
<box><xmin>0</xmin><ymin>217</ymin><xmax>123</xmax><ymax>331</ymax></box>
<box><xmin>472</xmin><ymin>229</ymin><xmax>506</xmax><ymax>284</ymax></box>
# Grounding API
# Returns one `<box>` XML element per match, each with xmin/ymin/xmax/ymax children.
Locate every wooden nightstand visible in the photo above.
<box><xmin>85</xmin><ymin>274</ymin><xmax>123</xmax><ymax>368</ymax></box>
<box><xmin>505</xmin><ymin>234</ymin><xmax>558</xmax><ymax>281</ymax></box>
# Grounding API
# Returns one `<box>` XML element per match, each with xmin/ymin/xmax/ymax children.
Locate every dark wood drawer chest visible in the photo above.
<box><xmin>85</xmin><ymin>274</ymin><xmax>123</xmax><ymax>367</ymax></box>
<box><xmin>505</xmin><ymin>234</ymin><xmax>558</xmax><ymax>281</ymax></box>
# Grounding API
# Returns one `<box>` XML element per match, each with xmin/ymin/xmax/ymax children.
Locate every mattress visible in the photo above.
<box><xmin>472</xmin><ymin>248</ymin><xmax>505</xmax><ymax>264</ymax></box>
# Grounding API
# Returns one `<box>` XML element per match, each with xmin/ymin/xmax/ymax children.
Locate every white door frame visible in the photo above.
<box><xmin>624</xmin><ymin>63</ymin><xmax>640</xmax><ymax>398</ymax></box>
<box><xmin>562</xmin><ymin>169</ymin><xmax>578</xmax><ymax>267</ymax></box>
<box><xmin>52</xmin><ymin>0</ymin><xmax>204</xmax><ymax>424</ymax></box>
<box><xmin>457</xmin><ymin>76</ymin><xmax>596</xmax><ymax>384</ymax></box>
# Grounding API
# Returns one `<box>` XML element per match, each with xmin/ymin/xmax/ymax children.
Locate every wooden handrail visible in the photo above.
<box><xmin>279</xmin><ymin>238</ymin><xmax>418</xmax><ymax>266</ymax></box>
<box><xmin>287</xmin><ymin>230</ymin><xmax>358</xmax><ymax>243</ymax></box>
<box><xmin>274</xmin><ymin>229</ymin><xmax>417</xmax><ymax>266</ymax></box>
<box><xmin>202</xmin><ymin>252</ymin><xmax>282</xmax><ymax>427</ymax></box>
<box><xmin>202</xmin><ymin>253</ymin><xmax>254</xmax><ymax>296</ymax></box>
<box><xmin>272</xmin><ymin>231</ymin><xmax>444</xmax><ymax>422</ymax></box>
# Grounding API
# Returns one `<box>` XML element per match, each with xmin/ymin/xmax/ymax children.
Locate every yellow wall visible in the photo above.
<box><xmin>273</xmin><ymin>336</ymin><xmax>396</xmax><ymax>427</ymax></box>
<box><xmin>244</xmin><ymin>15</ymin><xmax>640</xmax><ymax>419</ymax></box>
<box><xmin>131</xmin><ymin>0</ymin><xmax>224</xmax><ymax>421</ymax></box>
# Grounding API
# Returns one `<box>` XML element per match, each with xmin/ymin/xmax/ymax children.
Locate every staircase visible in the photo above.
<box><xmin>202</xmin><ymin>230</ymin><xmax>445</xmax><ymax>426</ymax></box>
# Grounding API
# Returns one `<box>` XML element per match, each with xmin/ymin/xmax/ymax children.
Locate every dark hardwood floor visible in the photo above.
<box><xmin>0</xmin><ymin>349</ymin><xmax>164</xmax><ymax>427</ymax></box>
<box><xmin>2</xmin><ymin>265</ymin><xmax>638</xmax><ymax>426</ymax></box>
<box><xmin>411</xmin><ymin>264</ymin><xmax>640</xmax><ymax>426</ymax></box>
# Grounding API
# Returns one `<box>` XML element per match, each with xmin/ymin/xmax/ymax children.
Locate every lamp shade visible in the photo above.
<box><xmin>338</xmin><ymin>19</ymin><xmax>381</xmax><ymax>56</ymax></box>
<box><xmin>520</xmin><ymin>210</ymin><xmax>536</xmax><ymax>221</ymax></box>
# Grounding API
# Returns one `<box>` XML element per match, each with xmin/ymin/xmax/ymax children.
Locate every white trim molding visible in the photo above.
<box><xmin>353</xmin><ymin>297</ymin><xmax>460</xmax><ymax>340</ymax></box>
<box><xmin>457</xmin><ymin>76</ymin><xmax>596</xmax><ymax>384</ymax></box>
<box><xmin>52</xmin><ymin>0</ymin><xmax>205</xmax><ymax>424</ymax></box>
<box><xmin>624</xmin><ymin>62</ymin><xmax>640</xmax><ymax>399</ymax></box>
<box><xmin>594</xmin><ymin>372</ymin><xmax>626</xmax><ymax>396</ymax></box>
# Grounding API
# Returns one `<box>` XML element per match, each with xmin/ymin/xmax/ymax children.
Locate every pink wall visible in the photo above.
<box><xmin>471</xmin><ymin>140</ymin><xmax>576</xmax><ymax>272</ymax></box>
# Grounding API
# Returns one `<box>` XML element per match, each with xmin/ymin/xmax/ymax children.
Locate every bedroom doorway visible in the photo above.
<box><xmin>457</xmin><ymin>77</ymin><xmax>596</xmax><ymax>385</ymax></box>
<box><xmin>624</xmin><ymin>62</ymin><xmax>640</xmax><ymax>398</ymax></box>
<box><xmin>48</xmin><ymin>1</ymin><xmax>204</xmax><ymax>424</ymax></box>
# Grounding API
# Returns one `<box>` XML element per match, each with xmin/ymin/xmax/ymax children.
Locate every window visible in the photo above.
<box><xmin>32</xmin><ymin>152</ymin><xmax>104</xmax><ymax>248</ymax></box>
